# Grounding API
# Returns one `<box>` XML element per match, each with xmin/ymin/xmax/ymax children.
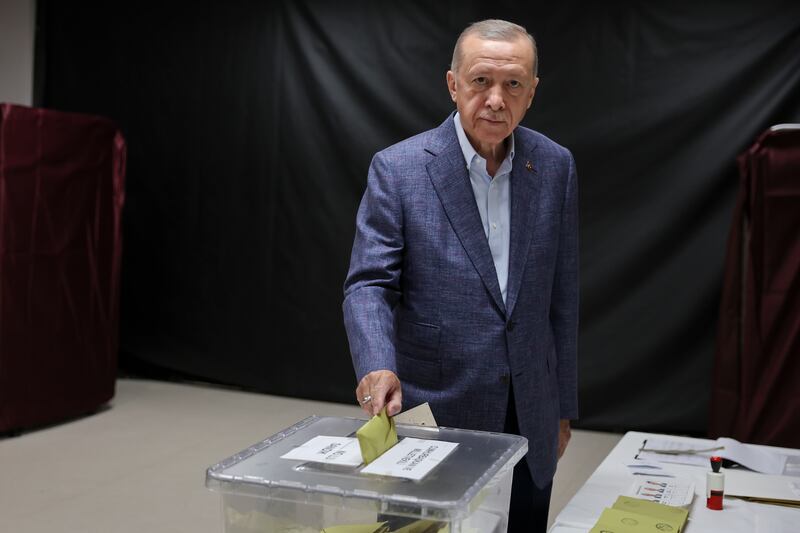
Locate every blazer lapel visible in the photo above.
<box><xmin>425</xmin><ymin>118</ymin><xmax>506</xmax><ymax>316</ymax></box>
<box><xmin>505</xmin><ymin>138</ymin><xmax>540</xmax><ymax>317</ymax></box>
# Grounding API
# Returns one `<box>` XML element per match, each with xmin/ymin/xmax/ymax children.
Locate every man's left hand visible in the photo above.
<box><xmin>557</xmin><ymin>419</ymin><xmax>572</xmax><ymax>460</ymax></box>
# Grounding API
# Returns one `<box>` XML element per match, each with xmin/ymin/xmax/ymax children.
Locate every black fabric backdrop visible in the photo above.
<box><xmin>36</xmin><ymin>1</ymin><xmax>800</xmax><ymax>434</ymax></box>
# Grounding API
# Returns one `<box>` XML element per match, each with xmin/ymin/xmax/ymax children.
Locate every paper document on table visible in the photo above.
<box><xmin>726</xmin><ymin>469</ymin><xmax>800</xmax><ymax>507</ymax></box>
<box><xmin>637</xmin><ymin>437</ymin><xmax>791</xmax><ymax>474</ymax></box>
<box><xmin>636</xmin><ymin>438</ymin><xmax>712</xmax><ymax>467</ymax></box>
<box><xmin>785</xmin><ymin>456</ymin><xmax>800</xmax><ymax>477</ymax></box>
<box><xmin>280</xmin><ymin>436</ymin><xmax>363</xmax><ymax>466</ymax></box>
<box><xmin>626</xmin><ymin>477</ymin><xmax>695</xmax><ymax>506</ymax></box>
<box><xmin>717</xmin><ymin>437</ymin><xmax>787</xmax><ymax>475</ymax></box>
<box><xmin>360</xmin><ymin>437</ymin><xmax>458</xmax><ymax>480</ymax></box>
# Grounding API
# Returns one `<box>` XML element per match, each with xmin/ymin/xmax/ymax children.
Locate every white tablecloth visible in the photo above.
<box><xmin>549</xmin><ymin>431</ymin><xmax>800</xmax><ymax>533</ymax></box>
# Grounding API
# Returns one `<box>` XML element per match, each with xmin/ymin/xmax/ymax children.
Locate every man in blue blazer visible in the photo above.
<box><xmin>344</xmin><ymin>19</ymin><xmax>578</xmax><ymax>531</ymax></box>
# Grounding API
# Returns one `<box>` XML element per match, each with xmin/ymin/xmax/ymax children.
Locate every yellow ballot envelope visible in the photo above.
<box><xmin>590</xmin><ymin>506</ymin><xmax>683</xmax><ymax>533</ymax></box>
<box><xmin>356</xmin><ymin>408</ymin><xmax>398</xmax><ymax>464</ymax></box>
<box><xmin>612</xmin><ymin>496</ymin><xmax>688</xmax><ymax>531</ymax></box>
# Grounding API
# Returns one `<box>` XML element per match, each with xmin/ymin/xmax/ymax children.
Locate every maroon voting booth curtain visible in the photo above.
<box><xmin>0</xmin><ymin>104</ymin><xmax>125</xmax><ymax>433</ymax></box>
<box><xmin>710</xmin><ymin>126</ymin><xmax>800</xmax><ymax>447</ymax></box>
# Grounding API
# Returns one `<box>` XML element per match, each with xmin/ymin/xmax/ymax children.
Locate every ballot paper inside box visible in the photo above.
<box><xmin>206</xmin><ymin>416</ymin><xmax>527</xmax><ymax>533</ymax></box>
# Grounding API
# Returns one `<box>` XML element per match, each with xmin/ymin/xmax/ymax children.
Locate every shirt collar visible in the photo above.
<box><xmin>453</xmin><ymin>112</ymin><xmax>515</xmax><ymax>171</ymax></box>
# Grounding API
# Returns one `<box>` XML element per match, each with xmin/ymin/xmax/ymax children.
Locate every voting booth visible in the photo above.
<box><xmin>206</xmin><ymin>416</ymin><xmax>527</xmax><ymax>532</ymax></box>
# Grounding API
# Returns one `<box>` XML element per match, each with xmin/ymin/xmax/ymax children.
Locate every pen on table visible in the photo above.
<box><xmin>639</xmin><ymin>445</ymin><xmax>725</xmax><ymax>455</ymax></box>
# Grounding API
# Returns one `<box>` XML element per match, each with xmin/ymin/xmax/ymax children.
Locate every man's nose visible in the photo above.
<box><xmin>485</xmin><ymin>85</ymin><xmax>505</xmax><ymax>111</ymax></box>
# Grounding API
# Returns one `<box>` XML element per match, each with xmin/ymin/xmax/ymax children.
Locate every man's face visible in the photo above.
<box><xmin>447</xmin><ymin>35</ymin><xmax>539</xmax><ymax>152</ymax></box>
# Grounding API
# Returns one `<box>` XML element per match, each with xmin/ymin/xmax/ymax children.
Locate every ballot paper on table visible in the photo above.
<box><xmin>717</xmin><ymin>437</ymin><xmax>788</xmax><ymax>475</ymax></box>
<box><xmin>726</xmin><ymin>469</ymin><xmax>800</xmax><ymax>507</ymax></box>
<box><xmin>637</xmin><ymin>437</ymin><xmax>789</xmax><ymax>475</ymax></box>
<box><xmin>635</xmin><ymin>438</ymin><xmax>714</xmax><ymax>467</ymax></box>
<box><xmin>280</xmin><ymin>435</ymin><xmax>364</xmax><ymax>466</ymax></box>
<box><xmin>360</xmin><ymin>437</ymin><xmax>458</xmax><ymax>480</ymax></box>
<box><xmin>626</xmin><ymin>477</ymin><xmax>695</xmax><ymax>506</ymax></box>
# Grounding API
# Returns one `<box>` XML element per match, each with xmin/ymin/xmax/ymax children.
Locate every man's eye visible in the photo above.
<box><xmin>508</xmin><ymin>80</ymin><xmax>521</xmax><ymax>88</ymax></box>
<box><xmin>473</xmin><ymin>77</ymin><xmax>488</xmax><ymax>86</ymax></box>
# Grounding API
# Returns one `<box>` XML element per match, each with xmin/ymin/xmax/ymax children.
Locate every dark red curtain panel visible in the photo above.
<box><xmin>0</xmin><ymin>104</ymin><xmax>125</xmax><ymax>433</ymax></box>
<box><xmin>710</xmin><ymin>126</ymin><xmax>800</xmax><ymax>447</ymax></box>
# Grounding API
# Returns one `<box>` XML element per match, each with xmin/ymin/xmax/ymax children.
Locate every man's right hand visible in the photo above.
<box><xmin>355</xmin><ymin>370</ymin><xmax>402</xmax><ymax>417</ymax></box>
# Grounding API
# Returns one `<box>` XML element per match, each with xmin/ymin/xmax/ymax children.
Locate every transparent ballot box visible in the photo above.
<box><xmin>205</xmin><ymin>416</ymin><xmax>528</xmax><ymax>533</ymax></box>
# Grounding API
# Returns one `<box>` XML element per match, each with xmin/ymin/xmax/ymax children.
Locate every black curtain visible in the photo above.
<box><xmin>36</xmin><ymin>0</ymin><xmax>800</xmax><ymax>434</ymax></box>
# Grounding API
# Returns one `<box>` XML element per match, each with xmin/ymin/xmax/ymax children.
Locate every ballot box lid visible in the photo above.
<box><xmin>206</xmin><ymin>415</ymin><xmax>527</xmax><ymax>519</ymax></box>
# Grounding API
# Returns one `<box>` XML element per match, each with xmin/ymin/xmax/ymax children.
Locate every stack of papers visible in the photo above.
<box><xmin>589</xmin><ymin>496</ymin><xmax>689</xmax><ymax>533</ymax></box>
<box><xmin>726</xmin><ymin>469</ymin><xmax>800</xmax><ymax>508</ymax></box>
<box><xmin>636</xmin><ymin>437</ymin><xmax>789</xmax><ymax>475</ymax></box>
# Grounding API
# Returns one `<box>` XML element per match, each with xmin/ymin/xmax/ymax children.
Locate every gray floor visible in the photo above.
<box><xmin>0</xmin><ymin>378</ymin><xmax>621</xmax><ymax>532</ymax></box>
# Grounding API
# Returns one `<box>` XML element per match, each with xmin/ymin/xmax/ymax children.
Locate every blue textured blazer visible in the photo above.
<box><xmin>343</xmin><ymin>114</ymin><xmax>579</xmax><ymax>487</ymax></box>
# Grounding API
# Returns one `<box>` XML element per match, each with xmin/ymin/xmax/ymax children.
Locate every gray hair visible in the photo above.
<box><xmin>451</xmin><ymin>19</ymin><xmax>538</xmax><ymax>76</ymax></box>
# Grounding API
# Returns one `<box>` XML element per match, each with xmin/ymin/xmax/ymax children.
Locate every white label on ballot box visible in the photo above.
<box><xmin>280</xmin><ymin>435</ymin><xmax>364</xmax><ymax>466</ymax></box>
<box><xmin>360</xmin><ymin>437</ymin><xmax>458</xmax><ymax>480</ymax></box>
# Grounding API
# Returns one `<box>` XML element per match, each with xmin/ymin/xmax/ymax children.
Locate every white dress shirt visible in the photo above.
<box><xmin>453</xmin><ymin>112</ymin><xmax>514</xmax><ymax>304</ymax></box>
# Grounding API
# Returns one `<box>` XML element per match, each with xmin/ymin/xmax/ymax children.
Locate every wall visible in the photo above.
<box><xmin>0</xmin><ymin>0</ymin><xmax>35</xmax><ymax>106</ymax></box>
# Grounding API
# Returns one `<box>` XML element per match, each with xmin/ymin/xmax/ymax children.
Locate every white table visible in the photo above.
<box><xmin>549</xmin><ymin>431</ymin><xmax>800</xmax><ymax>533</ymax></box>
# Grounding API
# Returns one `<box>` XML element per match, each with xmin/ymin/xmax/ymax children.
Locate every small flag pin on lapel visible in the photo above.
<box><xmin>525</xmin><ymin>161</ymin><xmax>534</xmax><ymax>172</ymax></box>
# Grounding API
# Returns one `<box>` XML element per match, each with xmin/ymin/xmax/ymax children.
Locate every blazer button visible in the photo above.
<box><xmin>500</xmin><ymin>374</ymin><xmax>510</xmax><ymax>385</ymax></box>
<box><xmin>506</xmin><ymin>320</ymin><xmax>515</xmax><ymax>332</ymax></box>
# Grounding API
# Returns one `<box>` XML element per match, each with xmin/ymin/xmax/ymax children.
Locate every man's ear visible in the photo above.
<box><xmin>527</xmin><ymin>76</ymin><xmax>540</xmax><ymax>109</ymax></box>
<box><xmin>446</xmin><ymin>71</ymin><xmax>457</xmax><ymax>102</ymax></box>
